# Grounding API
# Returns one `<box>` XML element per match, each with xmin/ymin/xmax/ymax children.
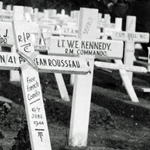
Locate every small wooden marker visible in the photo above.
<box><xmin>9</xmin><ymin>5</ymin><xmax>25</xmax><ymax>81</ymax></box>
<box><xmin>0</xmin><ymin>22</ymin><xmax>14</xmax><ymax>46</ymax></box>
<box><xmin>69</xmin><ymin>8</ymin><xmax>97</xmax><ymax>147</ymax></box>
<box><xmin>47</xmin><ymin>8</ymin><xmax>123</xmax><ymax>146</ymax></box>
<box><xmin>94</xmin><ymin>61</ymin><xmax>147</xmax><ymax>73</ymax></box>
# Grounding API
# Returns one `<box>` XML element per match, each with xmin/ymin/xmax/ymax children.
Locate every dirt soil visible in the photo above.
<box><xmin>0</xmin><ymin>55</ymin><xmax>150</xmax><ymax>150</ymax></box>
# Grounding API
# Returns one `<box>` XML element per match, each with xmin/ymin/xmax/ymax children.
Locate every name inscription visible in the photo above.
<box><xmin>105</xmin><ymin>29</ymin><xmax>149</xmax><ymax>43</ymax></box>
<box><xmin>0</xmin><ymin>52</ymin><xmax>90</xmax><ymax>74</ymax></box>
<box><xmin>57</xmin><ymin>39</ymin><xmax>111</xmax><ymax>57</ymax></box>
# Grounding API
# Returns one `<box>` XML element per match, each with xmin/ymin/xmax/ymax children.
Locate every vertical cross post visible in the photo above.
<box><xmin>124</xmin><ymin>16</ymin><xmax>136</xmax><ymax>81</ymax></box>
<box><xmin>69</xmin><ymin>8</ymin><xmax>98</xmax><ymax>147</ymax></box>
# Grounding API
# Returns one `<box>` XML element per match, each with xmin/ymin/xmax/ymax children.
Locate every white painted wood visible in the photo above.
<box><xmin>25</xmin><ymin>13</ymin><xmax>32</xmax><ymax>22</ymax></box>
<box><xmin>49</xmin><ymin>9</ymin><xmax>57</xmax><ymax>18</ymax></box>
<box><xmin>0</xmin><ymin>96</ymin><xmax>12</xmax><ymax>103</ymax></box>
<box><xmin>20</xmin><ymin>64</ymin><xmax>52</xmax><ymax>150</ymax></box>
<box><xmin>137</xmin><ymin>87</ymin><xmax>150</xmax><ymax>92</ymax></box>
<box><xmin>124</xmin><ymin>16</ymin><xmax>136</xmax><ymax>82</ymax></box>
<box><xmin>24</xmin><ymin>6</ymin><xmax>33</xmax><ymax>14</ymax></box>
<box><xmin>13</xmin><ymin>20</ymin><xmax>52</xmax><ymax>150</ymax></box>
<box><xmin>114</xmin><ymin>59</ymin><xmax>139</xmax><ymax>102</ymax></box>
<box><xmin>61</xmin><ymin>26</ymin><xmax>78</xmax><ymax>37</ymax></box>
<box><xmin>98</xmin><ymin>14</ymin><xmax>115</xmax><ymax>29</ymax></box>
<box><xmin>0</xmin><ymin>12</ymin><xmax>13</xmax><ymax>22</ymax></box>
<box><xmin>94</xmin><ymin>61</ymin><xmax>147</xmax><ymax>73</ymax></box>
<box><xmin>54</xmin><ymin>73</ymin><xmax>70</xmax><ymax>101</ymax></box>
<box><xmin>115</xmin><ymin>18</ymin><xmax>122</xmax><ymax>31</ymax></box>
<box><xmin>44</xmin><ymin>9</ymin><xmax>49</xmax><ymax>19</ymax></box>
<box><xmin>10</xmin><ymin>45</ymin><xmax>21</xmax><ymax>81</ymax></box>
<box><xmin>48</xmin><ymin>36</ymin><xmax>123</xmax><ymax>59</ymax></box>
<box><xmin>33</xmin><ymin>8</ymin><xmax>39</xmax><ymax>22</ymax></box>
<box><xmin>70</xmin><ymin>74</ymin><xmax>75</xmax><ymax>85</ymax></box>
<box><xmin>61</xmin><ymin>9</ymin><xmax>65</xmax><ymax>16</ymax></box>
<box><xmin>104</xmin><ymin>16</ymin><xmax>149</xmax><ymax>85</ymax></box>
<box><xmin>10</xmin><ymin>5</ymin><xmax>24</xmax><ymax>82</ymax></box>
<box><xmin>105</xmin><ymin>29</ymin><xmax>149</xmax><ymax>43</ymax></box>
<box><xmin>6</xmin><ymin>5</ymin><xmax>12</xmax><ymax>11</ymax></box>
<box><xmin>101</xmin><ymin>15</ymin><xmax>139</xmax><ymax>102</ymax></box>
<box><xmin>0</xmin><ymin>52</ymin><xmax>91</xmax><ymax>74</ymax></box>
<box><xmin>34</xmin><ymin>45</ymin><xmax>49</xmax><ymax>52</ymax></box>
<box><xmin>0</xmin><ymin>20</ymin><xmax>19</xmax><ymax>82</ymax></box>
<box><xmin>69</xmin><ymin>8</ymin><xmax>97</xmax><ymax>147</ymax></box>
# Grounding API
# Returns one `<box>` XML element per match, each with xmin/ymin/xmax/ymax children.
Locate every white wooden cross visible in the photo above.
<box><xmin>96</xmin><ymin>15</ymin><xmax>148</xmax><ymax>102</ymax></box>
<box><xmin>0</xmin><ymin>6</ymin><xmax>25</xmax><ymax>82</ymax></box>
<box><xmin>13</xmin><ymin>20</ymin><xmax>52</xmax><ymax>150</ymax></box>
<box><xmin>98</xmin><ymin>14</ymin><xmax>115</xmax><ymax>29</ymax></box>
<box><xmin>0</xmin><ymin>6</ymin><xmax>70</xmax><ymax>102</ymax></box>
<box><xmin>8</xmin><ymin>5</ymin><xmax>24</xmax><ymax>81</ymax></box>
<box><xmin>6</xmin><ymin>5</ymin><xmax>12</xmax><ymax>12</ymax></box>
<box><xmin>48</xmin><ymin>8</ymin><xmax>123</xmax><ymax>147</ymax></box>
<box><xmin>0</xmin><ymin>4</ymin><xmax>13</xmax><ymax>22</ymax></box>
<box><xmin>95</xmin><ymin>61</ymin><xmax>147</xmax><ymax>73</ymax></box>
<box><xmin>104</xmin><ymin>16</ymin><xmax>149</xmax><ymax>82</ymax></box>
<box><xmin>49</xmin><ymin>9</ymin><xmax>57</xmax><ymax>18</ymax></box>
<box><xmin>7</xmin><ymin>20</ymin><xmax>90</xmax><ymax>150</ymax></box>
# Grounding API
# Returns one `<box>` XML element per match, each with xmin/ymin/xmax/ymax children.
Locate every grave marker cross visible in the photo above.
<box><xmin>104</xmin><ymin>16</ymin><xmax>149</xmax><ymax>82</ymax></box>
<box><xmin>48</xmin><ymin>8</ymin><xmax>123</xmax><ymax>147</ymax></box>
<box><xmin>4</xmin><ymin>20</ymin><xmax>90</xmax><ymax>150</ymax></box>
<box><xmin>13</xmin><ymin>20</ymin><xmax>52</xmax><ymax>150</ymax></box>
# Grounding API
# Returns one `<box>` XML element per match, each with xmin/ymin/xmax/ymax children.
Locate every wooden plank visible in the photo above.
<box><xmin>69</xmin><ymin>8</ymin><xmax>97</xmax><ymax>147</ymax></box>
<box><xmin>114</xmin><ymin>59</ymin><xmax>139</xmax><ymax>102</ymax></box>
<box><xmin>0</xmin><ymin>22</ymin><xmax>14</xmax><ymax>46</ymax></box>
<box><xmin>105</xmin><ymin>29</ymin><xmax>149</xmax><ymax>43</ymax></box>
<box><xmin>104</xmin><ymin>16</ymin><xmax>149</xmax><ymax>83</ymax></box>
<box><xmin>124</xmin><ymin>16</ymin><xmax>136</xmax><ymax>82</ymax></box>
<box><xmin>34</xmin><ymin>45</ymin><xmax>50</xmax><ymax>52</ymax></box>
<box><xmin>48</xmin><ymin>36</ymin><xmax>123</xmax><ymax>59</ymax></box>
<box><xmin>0</xmin><ymin>52</ymin><xmax>91</xmax><ymax>74</ymax></box>
<box><xmin>134</xmin><ymin>87</ymin><xmax>150</xmax><ymax>92</ymax></box>
<box><xmin>54</xmin><ymin>73</ymin><xmax>70</xmax><ymax>101</ymax></box>
<box><xmin>10</xmin><ymin>5</ymin><xmax>25</xmax><ymax>82</ymax></box>
<box><xmin>0</xmin><ymin>12</ymin><xmax>13</xmax><ymax>22</ymax></box>
<box><xmin>99</xmin><ymin>15</ymin><xmax>139</xmax><ymax>102</ymax></box>
<box><xmin>94</xmin><ymin>61</ymin><xmax>147</xmax><ymax>73</ymax></box>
